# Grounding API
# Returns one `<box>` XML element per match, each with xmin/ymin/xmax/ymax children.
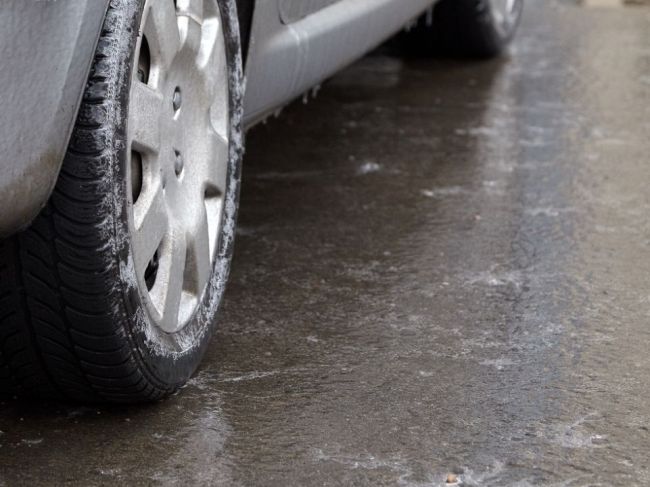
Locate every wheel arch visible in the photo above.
<box><xmin>0</xmin><ymin>0</ymin><xmax>110</xmax><ymax>237</ymax></box>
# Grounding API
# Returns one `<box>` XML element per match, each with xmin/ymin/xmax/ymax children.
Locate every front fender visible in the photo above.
<box><xmin>0</xmin><ymin>0</ymin><xmax>110</xmax><ymax>236</ymax></box>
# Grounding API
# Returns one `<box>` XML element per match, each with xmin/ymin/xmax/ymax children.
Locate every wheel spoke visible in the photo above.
<box><xmin>133</xmin><ymin>184</ymin><xmax>168</xmax><ymax>274</ymax></box>
<box><xmin>177</xmin><ymin>0</ymin><xmax>204</xmax><ymax>55</ymax></box>
<box><xmin>143</xmin><ymin>0</ymin><xmax>181</xmax><ymax>70</ymax></box>
<box><xmin>129</xmin><ymin>82</ymin><xmax>163</xmax><ymax>153</ymax></box>
<box><xmin>175</xmin><ymin>0</ymin><xmax>204</xmax><ymax>22</ymax></box>
<box><xmin>205</xmin><ymin>129</ymin><xmax>229</xmax><ymax>192</ymax></box>
<box><xmin>184</xmin><ymin>208</ymin><xmax>212</xmax><ymax>297</ymax></box>
<box><xmin>197</xmin><ymin>14</ymin><xmax>225</xmax><ymax>73</ymax></box>
<box><xmin>153</xmin><ymin>230</ymin><xmax>187</xmax><ymax>329</ymax></box>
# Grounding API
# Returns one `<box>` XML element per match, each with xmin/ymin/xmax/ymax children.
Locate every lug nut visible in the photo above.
<box><xmin>172</xmin><ymin>87</ymin><xmax>182</xmax><ymax>111</ymax></box>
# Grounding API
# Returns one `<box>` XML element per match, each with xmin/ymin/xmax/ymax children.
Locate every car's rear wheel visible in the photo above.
<box><xmin>399</xmin><ymin>0</ymin><xmax>523</xmax><ymax>58</ymax></box>
<box><xmin>0</xmin><ymin>0</ymin><xmax>243</xmax><ymax>403</ymax></box>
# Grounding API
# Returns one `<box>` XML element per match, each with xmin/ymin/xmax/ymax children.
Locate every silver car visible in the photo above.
<box><xmin>0</xmin><ymin>0</ymin><xmax>522</xmax><ymax>402</ymax></box>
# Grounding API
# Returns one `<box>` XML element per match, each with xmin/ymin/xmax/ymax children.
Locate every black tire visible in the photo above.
<box><xmin>399</xmin><ymin>0</ymin><xmax>523</xmax><ymax>58</ymax></box>
<box><xmin>0</xmin><ymin>0</ymin><xmax>244</xmax><ymax>403</ymax></box>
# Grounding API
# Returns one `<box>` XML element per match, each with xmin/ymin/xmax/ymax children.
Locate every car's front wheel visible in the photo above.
<box><xmin>0</xmin><ymin>0</ymin><xmax>243</xmax><ymax>403</ymax></box>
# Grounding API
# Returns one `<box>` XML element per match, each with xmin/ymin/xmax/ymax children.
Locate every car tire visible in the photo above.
<box><xmin>400</xmin><ymin>0</ymin><xmax>523</xmax><ymax>58</ymax></box>
<box><xmin>0</xmin><ymin>0</ymin><xmax>244</xmax><ymax>403</ymax></box>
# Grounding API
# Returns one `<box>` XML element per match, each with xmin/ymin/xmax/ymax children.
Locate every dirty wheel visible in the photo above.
<box><xmin>399</xmin><ymin>0</ymin><xmax>523</xmax><ymax>58</ymax></box>
<box><xmin>0</xmin><ymin>0</ymin><xmax>243</xmax><ymax>403</ymax></box>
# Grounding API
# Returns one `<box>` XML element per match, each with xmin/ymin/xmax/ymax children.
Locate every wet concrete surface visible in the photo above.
<box><xmin>2</xmin><ymin>1</ymin><xmax>650</xmax><ymax>485</ymax></box>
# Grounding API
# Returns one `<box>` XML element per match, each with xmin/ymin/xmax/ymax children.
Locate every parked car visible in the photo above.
<box><xmin>0</xmin><ymin>0</ymin><xmax>522</xmax><ymax>402</ymax></box>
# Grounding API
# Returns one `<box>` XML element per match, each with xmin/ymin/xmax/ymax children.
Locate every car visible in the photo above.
<box><xmin>0</xmin><ymin>0</ymin><xmax>523</xmax><ymax>402</ymax></box>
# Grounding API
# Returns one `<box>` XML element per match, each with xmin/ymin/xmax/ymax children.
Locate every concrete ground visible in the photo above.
<box><xmin>1</xmin><ymin>1</ymin><xmax>650</xmax><ymax>485</ymax></box>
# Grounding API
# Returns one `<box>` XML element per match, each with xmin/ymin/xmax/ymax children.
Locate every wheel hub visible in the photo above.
<box><xmin>128</xmin><ymin>0</ymin><xmax>229</xmax><ymax>333</ymax></box>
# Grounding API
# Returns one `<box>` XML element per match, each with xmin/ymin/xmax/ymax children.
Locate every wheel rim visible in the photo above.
<box><xmin>487</xmin><ymin>0</ymin><xmax>520</xmax><ymax>34</ymax></box>
<box><xmin>128</xmin><ymin>0</ymin><xmax>229</xmax><ymax>334</ymax></box>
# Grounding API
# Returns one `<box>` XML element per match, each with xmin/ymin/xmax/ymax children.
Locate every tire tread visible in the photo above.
<box><xmin>0</xmin><ymin>0</ymin><xmax>172</xmax><ymax>403</ymax></box>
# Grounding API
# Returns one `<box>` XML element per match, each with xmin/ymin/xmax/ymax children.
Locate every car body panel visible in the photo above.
<box><xmin>243</xmin><ymin>0</ymin><xmax>436</xmax><ymax>127</ymax></box>
<box><xmin>0</xmin><ymin>0</ymin><xmax>435</xmax><ymax>236</ymax></box>
<box><xmin>278</xmin><ymin>0</ymin><xmax>340</xmax><ymax>24</ymax></box>
<box><xmin>0</xmin><ymin>0</ymin><xmax>110</xmax><ymax>237</ymax></box>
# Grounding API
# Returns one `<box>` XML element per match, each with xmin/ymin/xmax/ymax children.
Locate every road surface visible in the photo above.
<box><xmin>1</xmin><ymin>1</ymin><xmax>649</xmax><ymax>485</ymax></box>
